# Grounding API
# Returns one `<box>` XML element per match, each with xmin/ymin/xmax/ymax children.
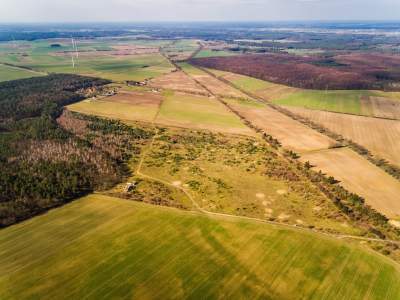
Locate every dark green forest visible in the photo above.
<box><xmin>0</xmin><ymin>75</ymin><xmax>152</xmax><ymax>227</ymax></box>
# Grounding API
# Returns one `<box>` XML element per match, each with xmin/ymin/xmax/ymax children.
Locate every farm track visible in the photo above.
<box><xmin>129</xmin><ymin>53</ymin><xmax>400</xmax><ymax>247</ymax></box>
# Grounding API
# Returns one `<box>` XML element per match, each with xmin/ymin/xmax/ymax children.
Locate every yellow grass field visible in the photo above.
<box><xmin>224</xmin><ymin>98</ymin><xmax>336</xmax><ymax>152</ymax></box>
<box><xmin>287</xmin><ymin>107</ymin><xmax>400</xmax><ymax>166</ymax></box>
<box><xmin>68</xmin><ymin>89</ymin><xmax>162</xmax><ymax>123</ymax></box>
<box><xmin>148</xmin><ymin>70</ymin><xmax>208</xmax><ymax>95</ymax></box>
<box><xmin>179</xmin><ymin>63</ymin><xmax>249</xmax><ymax>98</ymax></box>
<box><xmin>301</xmin><ymin>147</ymin><xmax>400</xmax><ymax>219</ymax></box>
<box><xmin>156</xmin><ymin>91</ymin><xmax>253</xmax><ymax>135</ymax></box>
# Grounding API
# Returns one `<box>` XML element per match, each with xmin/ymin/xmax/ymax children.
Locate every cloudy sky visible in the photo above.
<box><xmin>0</xmin><ymin>0</ymin><xmax>399</xmax><ymax>22</ymax></box>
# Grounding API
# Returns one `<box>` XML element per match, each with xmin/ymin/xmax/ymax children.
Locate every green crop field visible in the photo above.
<box><xmin>229</xmin><ymin>74</ymin><xmax>275</xmax><ymax>92</ymax></box>
<box><xmin>0</xmin><ymin>64</ymin><xmax>44</xmax><ymax>82</ymax></box>
<box><xmin>1</xmin><ymin>194</ymin><xmax>399</xmax><ymax>300</ymax></box>
<box><xmin>195</xmin><ymin>49</ymin><xmax>236</xmax><ymax>58</ymax></box>
<box><xmin>0</xmin><ymin>39</ymin><xmax>174</xmax><ymax>82</ymax></box>
<box><xmin>155</xmin><ymin>90</ymin><xmax>252</xmax><ymax>134</ymax></box>
<box><xmin>273</xmin><ymin>90</ymin><xmax>370</xmax><ymax>115</ymax></box>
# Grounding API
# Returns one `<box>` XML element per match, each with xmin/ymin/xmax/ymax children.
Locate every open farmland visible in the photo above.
<box><xmin>274</xmin><ymin>90</ymin><xmax>400</xmax><ymax>118</ymax></box>
<box><xmin>206</xmin><ymin>68</ymin><xmax>299</xmax><ymax>100</ymax></box>
<box><xmin>0</xmin><ymin>39</ymin><xmax>174</xmax><ymax>82</ymax></box>
<box><xmin>184</xmin><ymin>63</ymin><xmax>400</xmax><ymax>222</ymax></box>
<box><xmin>0</xmin><ymin>64</ymin><xmax>45</xmax><ymax>82</ymax></box>
<box><xmin>162</xmin><ymin>39</ymin><xmax>200</xmax><ymax>61</ymax></box>
<box><xmin>287</xmin><ymin>107</ymin><xmax>400</xmax><ymax>166</ymax></box>
<box><xmin>206</xmin><ymin>67</ymin><xmax>400</xmax><ymax>119</ymax></box>
<box><xmin>191</xmin><ymin>52</ymin><xmax>400</xmax><ymax>90</ymax></box>
<box><xmin>301</xmin><ymin>147</ymin><xmax>400</xmax><ymax>219</ymax></box>
<box><xmin>194</xmin><ymin>49</ymin><xmax>236</xmax><ymax>58</ymax></box>
<box><xmin>223</xmin><ymin>98</ymin><xmax>336</xmax><ymax>152</ymax></box>
<box><xmin>68</xmin><ymin>89</ymin><xmax>162</xmax><ymax>123</ymax></box>
<box><xmin>179</xmin><ymin>63</ymin><xmax>250</xmax><ymax>98</ymax></box>
<box><xmin>1</xmin><ymin>194</ymin><xmax>400</xmax><ymax>300</ymax></box>
<box><xmin>156</xmin><ymin>91</ymin><xmax>253</xmax><ymax>135</ymax></box>
<box><xmin>148</xmin><ymin>70</ymin><xmax>208</xmax><ymax>95</ymax></box>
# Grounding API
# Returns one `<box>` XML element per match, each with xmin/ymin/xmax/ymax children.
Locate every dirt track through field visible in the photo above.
<box><xmin>187</xmin><ymin>64</ymin><xmax>400</xmax><ymax>220</ymax></box>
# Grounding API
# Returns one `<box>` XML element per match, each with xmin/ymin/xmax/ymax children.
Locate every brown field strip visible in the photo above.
<box><xmin>286</xmin><ymin>107</ymin><xmax>400</xmax><ymax>166</ymax></box>
<box><xmin>67</xmin><ymin>90</ymin><xmax>162</xmax><ymax>123</ymax></box>
<box><xmin>148</xmin><ymin>70</ymin><xmax>208</xmax><ymax>95</ymax></box>
<box><xmin>182</xmin><ymin>66</ymin><xmax>249</xmax><ymax>98</ymax></box>
<box><xmin>368</xmin><ymin>96</ymin><xmax>400</xmax><ymax>120</ymax></box>
<box><xmin>301</xmin><ymin>148</ymin><xmax>400</xmax><ymax>219</ymax></box>
<box><xmin>224</xmin><ymin>98</ymin><xmax>336</xmax><ymax>152</ymax></box>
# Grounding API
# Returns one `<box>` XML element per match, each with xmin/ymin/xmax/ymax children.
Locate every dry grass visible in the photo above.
<box><xmin>224</xmin><ymin>98</ymin><xmax>336</xmax><ymax>152</ymax></box>
<box><xmin>286</xmin><ymin>107</ymin><xmax>400</xmax><ymax>166</ymax></box>
<box><xmin>148</xmin><ymin>70</ymin><xmax>208</xmax><ymax>95</ymax></box>
<box><xmin>301</xmin><ymin>147</ymin><xmax>400</xmax><ymax>219</ymax></box>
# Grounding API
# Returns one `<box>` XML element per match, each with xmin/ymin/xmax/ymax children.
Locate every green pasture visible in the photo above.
<box><xmin>0</xmin><ymin>64</ymin><xmax>44</xmax><ymax>82</ymax></box>
<box><xmin>195</xmin><ymin>49</ymin><xmax>236</xmax><ymax>58</ymax></box>
<box><xmin>1</xmin><ymin>194</ymin><xmax>399</xmax><ymax>300</ymax></box>
<box><xmin>0</xmin><ymin>39</ymin><xmax>174</xmax><ymax>82</ymax></box>
<box><xmin>155</xmin><ymin>91</ymin><xmax>251</xmax><ymax>134</ymax></box>
<box><xmin>273</xmin><ymin>90</ymin><xmax>369</xmax><ymax>115</ymax></box>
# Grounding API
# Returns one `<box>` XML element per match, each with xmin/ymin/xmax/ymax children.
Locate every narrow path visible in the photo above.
<box><xmin>128</xmin><ymin>55</ymin><xmax>400</xmax><ymax>247</ymax></box>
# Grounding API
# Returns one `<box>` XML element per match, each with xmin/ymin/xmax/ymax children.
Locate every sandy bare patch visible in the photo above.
<box><xmin>276</xmin><ymin>190</ymin><xmax>287</xmax><ymax>195</ymax></box>
<box><xmin>389</xmin><ymin>220</ymin><xmax>400</xmax><ymax>229</ymax></box>
<box><xmin>313</xmin><ymin>206</ymin><xmax>322</xmax><ymax>212</ymax></box>
<box><xmin>296</xmin><ymin>219</ymin><xmax>304</xmax><ymax>225</ymax></box>
<box><xmin>256</xmin><ymin>193</ymin><xmax>265</xmax><ymax>199</ymax></box>
<box><xmin>278</xmin><ymin>213</ymin><xmax>290</xmax><ymax>220</ymax></box>
<box><xmin>172</xmin><ymin>181</ymin><xmax>182</xmax><ymax>187</ymax></box>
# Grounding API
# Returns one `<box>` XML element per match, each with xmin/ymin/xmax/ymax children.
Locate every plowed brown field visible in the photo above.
<box><xmin>286</xmin><ymin>107</ymin><xmax>400</xmax><ymax>166</ymax></box>
<box><xmin>301</xmin><ymin>148</ymin><xmax>400</xmax><ymax>219</ymax></box>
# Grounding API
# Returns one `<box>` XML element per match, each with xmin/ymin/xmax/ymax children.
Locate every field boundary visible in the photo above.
<box><xmin>196</xmin><ymin>66</ymin><xmax>400</xmax><ymax>182</ymax></box>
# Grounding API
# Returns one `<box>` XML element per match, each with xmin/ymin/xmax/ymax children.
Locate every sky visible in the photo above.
<box><xmin>0</xmin><ymin>0</ymin><xmax>399</xmax><ymax>23</ymax></box>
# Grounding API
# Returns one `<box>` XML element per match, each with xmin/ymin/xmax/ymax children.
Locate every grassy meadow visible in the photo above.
<box><xmin>274</xmin><ymin>90</ymin><xmax>369</xmax><ymax>115</ymax></box>
<box><xmin>155</xmin><ymin>91</ymin><xmax>252</xmax><ymax>134</ymax></box>
<box><xmin>0</xmin><ymin>64</ymin><xmax>45</xmax><ymax>82</ymax></box>
<box><xmin>1</xmin><ymin>194</ymin><xmax>399</xmax><ymax>300</ymax></box>
<box><xmin>195</xmin><ymin>49</ymin><xmax>236</xmax><ymax>58</ymax></box>
<box><xmin>0</xmin><ymin>39</ymin><xmax>174</xmax><ymax>82</ymax></box>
